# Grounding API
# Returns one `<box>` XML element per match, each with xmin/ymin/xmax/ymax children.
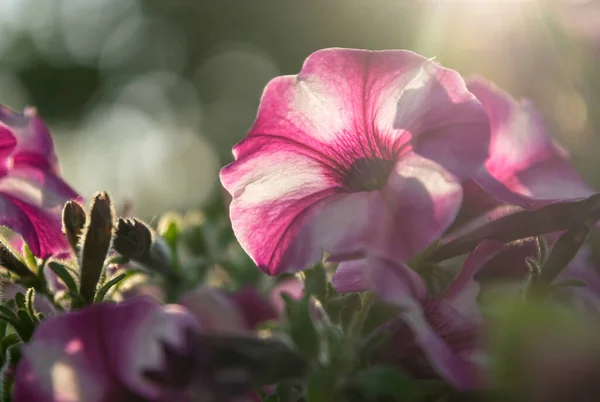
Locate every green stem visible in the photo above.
<box><xmin>348</xmin><ymin>292</ymin><xmax>374</xmax><ymax>343</ymax></box>
<box><xmin>36</xmin><ymin>259</ymin><xmax>64</xmax><ymax>312</ymax></box>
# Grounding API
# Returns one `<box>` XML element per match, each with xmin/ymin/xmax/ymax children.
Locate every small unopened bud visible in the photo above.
<box><xmin>114</xmin><ymin>218</ymin><xmax>152</xmax><ymax>260</ymax></box>
<box><xmin>113</xmin><ymin>218</ymin><xmax>173</xmax><ymax>277</ymax></box>
<box><xmin>79</xmin><ymin>192</ymin><xmax>114</xmax><ymax>304</ymax></box>
<box><xmin>0</xmin><ymin>243</ymin><xmax>34</xmax><ymax>278</ymax></box>
<box><xmin>62</xmin><ymin>200</ymin><xmax>86</xmax><ymax>254</ymax></box>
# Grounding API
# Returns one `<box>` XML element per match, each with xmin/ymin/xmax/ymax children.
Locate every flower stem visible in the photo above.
<box><xmin>348</xmin><ymin>291</ymin><xmax>374</xmax><ymax>343</ymax></box>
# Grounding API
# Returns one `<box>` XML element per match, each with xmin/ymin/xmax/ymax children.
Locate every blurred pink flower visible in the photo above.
<box><xmin>13</xmin><ymin>298</ymin><xmax>198</xmax><ymax>402</ymax></box>
<box><xmin>270</xmin><ymin>278</ymin><xmax>305</xmax><ymax>315</ymax></box>
<box><xmin>221</xmin><ymin>48</ymin><xmax>490</xmax><ymax>276</ymax></box>
<box><xmin>179</xmin><ymin>285</ymin><xmax>278</xmax><ymax>334</ymax></box>
<box><xmin>0</xmin><ymin>106</ymin><xmax>79</xmax><ymax>258</ymax></box>
<box><xmin>558</xmin><ymin>246</ymin><xmax>600</xmax><ymax>316</ymax></box>
<box><xmin>465</xmin><ymin>78</ymin><xmax>595</xmax><ymax>211</ymax></box>
<box><xmin>340</xmin><ymin>241</ymin><xmax>503</xmax><ymax>389</ymax></box>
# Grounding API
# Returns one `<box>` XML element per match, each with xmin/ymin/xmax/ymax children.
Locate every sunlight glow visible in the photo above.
<box><xmin>51</xmin><ymin>361</ymin><xmax>80</xmax><ymax>401</ymax></box>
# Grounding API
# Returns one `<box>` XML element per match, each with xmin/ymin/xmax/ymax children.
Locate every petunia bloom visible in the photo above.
<box><xmin>0</xmin><ymin>106</ymin><xmax>79</xmax><ymax>258</ymax></box>
<box><xmin>440</xmin><ymin>79</ymin><xmax>597</xmax><ymax>273</ymax></box>
<box><xmin>221</xmin><ymin>48</ymin><xmax>491</xmax><ymax>275</ymax></box>
<box><xmin>179</xmin><ymin>285</ymin><xmax>278</xmax><ymax>334</ymax></box>
<box><xmin>13</xmin><ymin>298</ymin><xmax>198</xmax><ymax>402</ymax></box>
<box><xmin>557</xmin><ymin>246</ymin><xmax>600</xmax><ymax>317</ymax></box>
<box><xmin>465</xmin><ymin>78</ymin><xmax>595</xmax><ymax>211</ymax></box>
<box><xmin>340</xmin><ymin>241</ymin><xmax>503</xmax><ymax>389</ymax></box>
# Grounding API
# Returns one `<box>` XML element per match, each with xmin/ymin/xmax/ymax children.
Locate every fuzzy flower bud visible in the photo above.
<box><xmin>79</xmin><ymin>192</ymin><xmax>114</xmax><ymax>304</ymax></box>
<box><xmin>113</xmin><ymin>218</ymin><xmax>173</xmax><ymax>278</ymax></box>
<box><xmin>61</xmin><ymin>200</ymin><xmax>86</xmax><ymax>254</ymax></box>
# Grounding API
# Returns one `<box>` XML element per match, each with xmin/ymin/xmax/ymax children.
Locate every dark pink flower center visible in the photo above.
<box><xmin>342</xmin><ymin>157</ymin><xmax>394</xmax><ymax>192</ymax></box>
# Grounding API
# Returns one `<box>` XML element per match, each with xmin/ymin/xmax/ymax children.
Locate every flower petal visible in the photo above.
<box><xmin>250</xmin><ymin>152</ymin><xmax>462</xmax><ymax>275</ymax></box>
<box><xmin>365</xmin><ymin>255</ymin><xmax>477</xmax><ymax>388</ymax></box>
<box><xmin>0</xmin><ymin>167</ymin><xmax>80</xmax><ymax>257</ymax></box>
<box><xmin>366</xmin><ymin>254</ymin><xmax>428</xmax><ymax>305</ymax></box>
<box><xmin>4</xmin><ymin>166</ymin><xmax>81</xmax><ymax>212</ymax></box>
<box><xmin>468</xmin><ymin>78</ymin><xmax>594</xmax><ymax>208</ymax></box>
<box><xmin>103</xmin><ymin>298</ymin><xmax>199</xmax><ymax>399</ymax></box>
<box><xmin>223</xmin><ymin>48</ymin><xmax>483</xmax><ymax>275</ymax></box>
<box><xmin>379</xmin><ymin>152</ymin><xmax>463</xmax><ymax>259</ymax></box>
<box><xmin>405</xmin><ymin>67</ymin><xmax>490</xmax><ymax>180</ymax></box>
<box><xmin>0</xmin><ymin>193</ymin><xmax>69</xmax><ymax>258</ymax></box>
<box><xmin>221</xmin><ymin>138</ymin><xmax>341</xmax><ymax>275</ymax></box>
<box><xmin>332</xmin><ymin>260</ymin><xmax>370</xmax><ymax>293</ymax></box>
<box><xmin>270</xmin><ymin>279</ymin><xmax>305</xmax><ymax>314</ymax></box>
<box><xmin>247</xmin><ymin>49</ymin><xmax>422</xmax><ymax>156</ymax></box>
<box><xmin>402</xmin><ymin>304</ymin><xmax>480</xmax><ymax>389</ymax></box>
<box><xmin>0</xmin><ymin>106</ymin><xmax>60</xmax><ymax>173</ymax></box>
<box><xmin>248</xmin><ymin>48</ymin><xmax>489</xmax><ymax>171</ymax></box>
<box><xmin>179</xmin><ymin>286</ymin><xmax>247</xmax><ymax>333</ymax></box>
<box><xmin>368</xmin><ymin>257</ymin><xmax>488</xmax><ymax>389</ymax></box>
<box><xmin>0</xmin><ymin>126</ymin><xmax>16</xmax><ymax>176</ymax></box>
<box><xmin>442</xmin><ymin>240</ymin><xmax>504</xmax><ymax>321</ymax></box>
<box><xmin>559</xmin><ymin>246</ymin><xmax>600</xmax><ymax>317</ymax></box>
<box><xmin>14</xmin><ymin>304</ymin><xmax>123</xmax><ymax>402</ymax></box>
<box><xmin>227</xmin><ymin>286</ymin><xmax>278</xmax><ymax>330</ymax></box>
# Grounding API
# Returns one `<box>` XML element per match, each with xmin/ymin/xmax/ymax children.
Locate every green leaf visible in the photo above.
<box><xmin>307</xmin><ymin>370</ymin><xmax>337</xmax><ymax>402</ymax></box>
<box><xmin>0</xmin><ymin>315</ymin><xmax>22</xmax><ymax>335</ymax></box>
<box><xmin>94</xmin><ymin>273</ymin><xmax>127</xmax><ymax>303</ymax></box>
<box><xmin>157</xmin><ymin>213</ymin><xmax>181</xmax><ymax>252</ymax></box>
<box><xmin>263</xmin><ymin>396</ymin><xmax>279</xmax><ymax>402</ymax></box>
<box><xmin>25</xmin><ymin>288</ymin><xmax>36</xmax><ymax>322</ymax></box>
<box><xmin>219</xmin><ymin>243</ymin><xmax>261</xmax><ymax>286</ymax></box>
<box><xmin>22</xmin><ymin>244</ymin><xmax>37</xmax><ymax>272</ymax></box>
<box><xmin>323</xmin><ymin>293</ymin><xmax>361</xmax><ymax>328</ymax></box>
<box><xmin>0</xmin><ymin>307</ymin><xmax>17</xmax><ymax>322</ymax></box>
<box><xmin>47</xmin><ymin>262</ymin><xmax>79</xmax><ymax>295</ymax></box>
<box><xmin>350</xmin><ymin>366</ymin><xmax>419</xmax><ymax>400</ymax></box>
<box><xmin>16</xmin><ymin>311</ymin><xmax>33</xmax><ymax>328</ymax></box>
<box><xmin>0</xmin><ymin>371</ymin><xmax>10</xmax><ymax>402</ymax></box>
<box><xmin>275</xmin><ymin>382</ymin><xmax>303</xmax><ymax>402</ymax></box>
<box><xmin>15</xmin><ymin>311</ymin><xmax>34</xmax><ymax>342</ymax></box>
<box><xmin>0</xmin><ymin>345</ymin><xmax>17</xmax><ymax>402</ymax></box>
<box><xmin>0</xmin><ymin>319</ymin><xmax>7</xmax><ymax>339</ymax></box>
<box><xmin>13</xmin><ymin>293</ymin><xmax>25</xmax><ymax>311</ymax></box>
<box><xmin>282</xmin><ymin>294</ymin><xmax>320</xmax><ymax>361</ymax></box>
<box><xmin>0</xmin><ymin>334</ymin><xmax>20</xmax><ymax>361</ymax></box>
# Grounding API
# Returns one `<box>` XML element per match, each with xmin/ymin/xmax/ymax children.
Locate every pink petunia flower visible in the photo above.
<box><xmin>341</xmin><ymin>241</ymin><xmax>504</xmax><ymax>389</ymax></box>
<box><xmin>179</xmin><ymin>285</ymin><xmax>278</xmax><ymax>334</ymax></box>
<box><xmin>465</xmin><ymin>77</ymin><xmax>595</xmax><ymax>211</ymax></box>
<box><xmin>13</xmin><ymin>298</ymin><xmax>198</xmax><ymax>402</ymax></box>
<box><xmin>221</xmin><ymin>48</ymin><xmax>491</xmax><ymax>276</ymax></box>
<box><xmin>13</xmin><ymin>296</ymin><xmax>281</xmax><ymax>402</ymax></box>
<box><xmin>0</xmin><ymin>106</ymin><xmax>80</xmax><ymax>258</ymax></box>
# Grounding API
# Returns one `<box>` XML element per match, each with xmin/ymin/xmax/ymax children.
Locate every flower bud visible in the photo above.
<box><xmin>61</xmin><ymin>200</ymin><xmax>86</xmax><ymax>254</ymax></box>
<box><xmin>113</xmin><ymin>218</ymin><xmax>152</xmax><ymax>260</ymax></box>
<box><xmin>113</xmin><ymin>218</ymin><xmax>174</xmax><ymax>278</ymax></box>
<box><xmin>79</xmin><ymin>192</ymin><xmax>114</xmax><ymax>304</ymax></box>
